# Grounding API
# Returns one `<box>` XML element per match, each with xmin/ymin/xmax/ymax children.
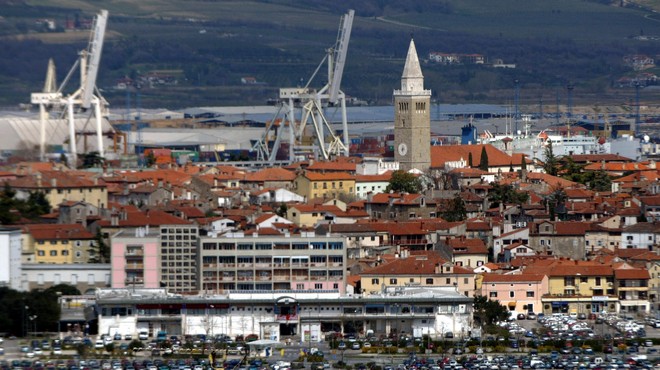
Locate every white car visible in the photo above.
<box><xmin>52</xmin><ymin>347</ymin><xmax>62</xmax><ymax>355</ymax></box>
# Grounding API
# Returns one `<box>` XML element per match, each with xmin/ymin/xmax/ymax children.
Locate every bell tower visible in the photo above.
<box><xmin>394</xmin><ymin>39</ymin><xmax>431</xmax><ymax>172</ymax></box>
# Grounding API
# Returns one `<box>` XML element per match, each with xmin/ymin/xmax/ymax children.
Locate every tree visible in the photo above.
<box><xmin>472</xmin><ymin>295</ymin><xmax>510</xmax><ymax>326</ymax></box>
<box><xmin>478</xmin><ymin>147</ymin><xmax>489</xmax><ymax>171</ymax></box>
<box><xmin>386</xmin><ymin>170</ymin><xmax>421</xmax><ymax>194</ymax></box>
<box><xmin>439</xmin><ymin>195</ymin><xmax>467</xmax><ymax>221</ymax></box>
<box><xmin>488</xmin><ymin>183</ymin><xmax>529</xmax><ymax>208</ymax></box>
<box><xmin>81</xmin><ymin>151</ymin><xmax>105</xmax><ymax>169</ymax></box>
<box><xmin>468</xmin><ymin>152</ymin><xmax>473</xmax><ymax>167</ymax></box>
<box><xmin>542</xmin><ymin>142</ymin><xmax>559</xmax><ymax>176</ymax></box>
<box><xmin>45</xmin><ymin>284</ymin><xmax>81</xmax><ymax>296</ymax></box>
<box><xmin>508</xmin><ymin>161</ymin><xmax>514</xmax><ymax>172</ymax></box>
<box><xmin>276</xmin><ymin>203</ymin><xmax>288</xmax><ymax>217</ymax></box>
<box><xmin>521</xmin><ymin>155</ymin><xmax>527</xmax><ymax>172</ymax></box>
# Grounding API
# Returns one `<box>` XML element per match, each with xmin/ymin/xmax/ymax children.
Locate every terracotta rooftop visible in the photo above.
<box><xmin>22</xmin><ymin>223</ymin><xmax>95</xmax><ymax>240</ymax></box>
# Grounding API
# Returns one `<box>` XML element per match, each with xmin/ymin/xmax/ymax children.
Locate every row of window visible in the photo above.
<box><xmin>371</xmin><ymin>277</ymin><xmax>469</xmax><ymax>285</ymax></box>
<box><xmin>489</xmin><ymin>291</ymin><xmax>535</xmax><ymax>298</ymax></box>
<box><xmin>37</xmin><ymin>249</ymin><xmax>83</xmax><ymax>257</ymax></box>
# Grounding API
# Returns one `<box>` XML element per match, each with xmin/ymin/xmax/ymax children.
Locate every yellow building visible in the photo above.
<box><xmin>286</xmin><ymin>204</ymin><xmax>345</xmax><ymax>228</ymax></box>
<box><xmin>294</xmin><ymin>171</ymin><xmax>355</xmax><ymax>201</ymax></box>
<box><xmin>359</xmin><ymin>251</ymin><xmax>475</xmax><ymax>297</ymax></box>
<box><xmin>22</xmin><ymin>224</ymin><xmax>96</xmax><ymax>264</ymax></box>
<box><xmin>8</xmin><ymin>170</ymin><xmax>108</xmax><ymax>209</ymax></box>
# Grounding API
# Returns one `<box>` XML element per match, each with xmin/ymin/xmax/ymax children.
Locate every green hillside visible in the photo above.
<box><xmin>1</xmin><ymin>0</ymin><xmax>659</xmax><ymax>109</ymax></box>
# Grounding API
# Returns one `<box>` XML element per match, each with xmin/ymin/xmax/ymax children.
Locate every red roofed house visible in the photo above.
<box><xmin>22</xmin><ymin>224</ymin><xmax>97</xmax><ymax>264</ymax></box>
<box><xmin>6</xmin><ymin>170</ymin><xmax>108</xmax><ymax>209</ymax></box>
<box><xmin>359</xmin><ymin>250</ymin><xmax>476</xmax><ymax>297</ymax></box>
<box><xmin>615</xmin><ymin>266</ymin><xmax>650</xmax><ymax>314</ymax></box>
<box><xmin>442</xmin><ymin>237</ymin><xmax>489</xmax><ymax>268</ymax></box>
<box><xmin>529</xmin><ymin>221</ymin><xmax>593</xmax><ymax>259</ymax></box>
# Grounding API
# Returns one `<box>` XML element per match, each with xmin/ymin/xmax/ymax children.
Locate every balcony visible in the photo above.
<box><xmin>125</xmin><ymin>263</ymin><xmax>144</xmax><ymax>270</ymax></box>
<box><xmin>125</xmin><ymin>250</ymin><xmax>144</xmax><ymax>256</ymax></box>
<box><xmin>273</xmin><ymin>263</ymin><xmax>290</xmax><ymax>268</ymax></box>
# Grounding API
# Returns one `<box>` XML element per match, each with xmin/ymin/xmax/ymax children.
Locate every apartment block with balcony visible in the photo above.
<box><xmin>198</xmin><ymin>231</ymin><xmax>347</xmax><ymax>294</ymax></box>
<box><xmin>110</xmin><ymin>228</ymin><xmax>160</xmax><ymax>289</ymax></box>
<box><xmin>615</xmin><ymin>268</ymin><xmax>650</xmax><ymax>314</ymax></box>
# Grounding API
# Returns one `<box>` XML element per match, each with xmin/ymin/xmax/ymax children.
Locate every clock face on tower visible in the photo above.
<box><xmin>398</xmin><ymin>143</ymin><xmax>408</xmax><ymax>156</ymax></box>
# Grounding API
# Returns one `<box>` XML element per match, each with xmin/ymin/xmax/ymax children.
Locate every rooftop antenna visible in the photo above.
<box><xmin>634</xmin><ymin>81</ymin><xmax>640</xmax><ymax>136</ymax></box>
<box><xmin>514</xmin><ymin>79</ymin><xmax>520</xmax><ymax>134</ymax></box>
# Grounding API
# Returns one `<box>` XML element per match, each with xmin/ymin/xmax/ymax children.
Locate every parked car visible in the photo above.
<box><xmin>526</xmin><ymin>313</ymin><xmax>537</xmax><ymax>320</ymax></box>
<box><xmin>444</xmin><ymin>332</ymin><xmax>454</xmax><ymax>339</ymax></box>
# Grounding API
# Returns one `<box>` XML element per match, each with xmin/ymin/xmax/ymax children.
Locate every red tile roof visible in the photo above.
<box><xmin>431</xmin><ymin>144</ymin><xmax>516</xmax><ymax>168</ymax></box>
<box><xmin>614</xmin><ymin>268</ymin><xmax>650</xmax><ymax>279</ymax></box>
<box><xmin>23</xmin><ymin>223</ymin><xmax>95</xmax><ymax>240</ymax></box>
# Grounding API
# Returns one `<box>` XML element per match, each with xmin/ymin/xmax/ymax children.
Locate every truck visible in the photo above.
<box><xmin>156</xmin><ymin>331</ymin><xmax>167</xmax><ymax>343</ymax></box>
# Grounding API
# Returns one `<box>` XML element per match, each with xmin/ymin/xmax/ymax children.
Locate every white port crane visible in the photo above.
<box><xmin>31</xmin><ymin>9</ymin><xmax>109</xmax><ymax>164</ymax></box>
<box><xmin>253</xmin><ymin>9</ymin><xmax>354</xmax><ymax>163</ymax></box>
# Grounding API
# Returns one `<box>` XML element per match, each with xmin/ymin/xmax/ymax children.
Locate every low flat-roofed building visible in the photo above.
<box><xmin>94</xmin><ymin>286</ymin><xmax>473</xmax><ymax>341</ymax></box>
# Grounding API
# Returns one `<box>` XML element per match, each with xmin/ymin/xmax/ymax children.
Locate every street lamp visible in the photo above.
<box><xmin>29</xmin><ymin>315</ymin><xmax>38</xmax><ymax>336</ymax></box>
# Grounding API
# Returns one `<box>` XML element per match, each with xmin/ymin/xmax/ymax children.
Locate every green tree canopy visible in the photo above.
<box><xmin>542</xmin><ymin>142</ymin><xmax>559</xmax><ymax>176</ymax></box>
<box><xmin>386</xmin><ymin>170</ymin><xmax>422</xmax><ymax>194</ymax></box>
<box><xmin>478</xmin><ymin>146</ymin><xmax>489</xmax><ymax>171</ymax></box>
<box><xmin>488</xmin><ymin>183</ymin><xmax>529</xmax><ymax>208</ymax></box>
<box><xmin>439</xmin><ymin>194</ymin><xmax>467</xmax><ymax>222</ymax></box>
<box><xmin>473</xmin><ymin>295</ymin><xmax>510</xmax><ymax>326</ymax></box>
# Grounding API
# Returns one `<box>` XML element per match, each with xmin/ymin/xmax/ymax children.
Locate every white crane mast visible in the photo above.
<box><xmin>30</xmin><ymin>9</ymin><xmax>109</xmax><ymax>164</ymax></box>
<box><xmin>252</xmin><ymin>10</ymin><xmax>354</xmax><ymax>163</ymax></box>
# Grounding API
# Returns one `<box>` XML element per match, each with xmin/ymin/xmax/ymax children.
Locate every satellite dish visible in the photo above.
<box><xmin>644</xmin><ymin>135</ymin><xmax>650</xmax><ymax>143</ymax></box>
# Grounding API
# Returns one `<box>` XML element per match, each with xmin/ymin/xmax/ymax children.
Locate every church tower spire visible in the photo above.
<box><xmin>394</xmin><ymin>39</ymin><xmax>431</xmax><ymax>173</ymax></box>
<box><xmin>401</xmin><ymin>39</ymin><xmax>424</xmax><ymax>93</ymax></box>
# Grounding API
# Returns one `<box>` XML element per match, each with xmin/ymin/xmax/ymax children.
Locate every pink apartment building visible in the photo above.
<box><xmin>480</xmin><ymin>273</ymin><xmax>548</xmax><ymax>315</ymax></box>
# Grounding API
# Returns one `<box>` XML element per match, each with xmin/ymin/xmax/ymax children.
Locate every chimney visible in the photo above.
<box><xmin>36</xmin><ymin>173</ymin><xmax>42</xmax><ymax>187</ymax></box>
<box><xmin>111</xmin><ymin>213</ymin><xmax>119</xmax><ymax>226</ymax></box>
<box><xmin>50</xmin><ymin>177</ymin><xmax>57</xmax><ymax>187</ymax></box>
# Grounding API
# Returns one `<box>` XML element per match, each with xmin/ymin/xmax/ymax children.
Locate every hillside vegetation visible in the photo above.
<box><xmin>0</xmin><ymin>0</ymin><xmax>659</xmax><ymax>109</ymax></box>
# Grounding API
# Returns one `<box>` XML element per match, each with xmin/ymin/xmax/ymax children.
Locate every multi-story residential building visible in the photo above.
<box><xmin>621</xmin><ymin>222</ymin><xmax>659</xmax><ymax>249</ymax></box>
<box><xmin>529</xmin><ymin>221</ymin><xmax>592</xmax><ymax>259</ymax></box>
<box><xmin>615</xmin><ymin>268</ymin><xmax>650</xmax><ymax>314</ymax></box>
<box><xmin>7</xmin><ymin>170</ymin><xmax>108</xmax><ymax>209</ymax></box>
<box><xmin>110</xmin><ymin>224</ymin><xmax>199</xmax><ymax>293</ymax></box>
<box><xmin>22</xmin><ymin>224</ymin><xmax>97</xmax><ymax>264</ymax></box>
<box><xmin>355</xmin><ymin>172</ymin><xmax>392</xmax><ymax>200</ymax></box>
<box><xmin>198</xmin><ymin>231</ymin><xmax>347</xmax><ymax>294</ymax></box>
<box><xmin>0</xmin><ymin>227</ymin><xmax>22</xmax><ymax>290</ymax></box>
<box><xmin>539</xmin><ymin>262</ymin><xmax>614</xmax><ymax>315</ymax></box>
<box><xmin>443</xmin><ymin>237</ymin><xmax>488</xmax><ymax>268</ymax></box>
<box><xmin>480</xmin><ymin>274</ymin><xmax>548</xmax><ymax>315</ymax></box>
<box><xmin>359</xmin><ymin>250</ymin><xmax>475</xmax><ymax>297</ymax></box>
<box><xmin>365</xmin><ymin>193</ymin><xmax>437</xmax><ymax>221</ymax></box>
<box><xmin>493</xmin><ymin>227</ymin><xmax>529</xmax><ymax>259</ymax></box>
<box><xmin>293</xmin><ymin>171</ymin><xmax>355</xmax><ymax>201</ymax></box>
<box><xmin>110</xmin><ymin>228</ymin><xmax>159</xmax><ymax>290</ymax></box>
<box><xmin>95</xmin><ymin>287</ymin><xmax>473</xmax><ymax>341</ymax></box>
<box><xmin>286</xmin><ymin>204</ymin><xmax>344</xmax><ymax>228</ymax></box>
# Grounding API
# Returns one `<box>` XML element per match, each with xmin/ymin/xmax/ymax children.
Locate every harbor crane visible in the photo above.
<box><xmin>31</xmin><ymin>9</ymin><xmax>109</xmax><ymax>164</ymax></box>
<box><xmin>252</xmin><ymin>9</ymin><xmax>354</xmax><ymax>163</ymax></box>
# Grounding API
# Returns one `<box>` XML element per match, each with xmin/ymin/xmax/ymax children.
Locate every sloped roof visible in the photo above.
<box><xmin>431</xmin><ymin>144</ymin><xmax>515</xmax><ymax>168</ymax></box>
<box><xmin>22</xmin><ymin>223</ymin><xmax>95</xmax><ymax>240</ymax></box>
<box><xmin>244</xmin><ymin>167</ymin><xmax>296</xmax><ymax>182</ymax></box>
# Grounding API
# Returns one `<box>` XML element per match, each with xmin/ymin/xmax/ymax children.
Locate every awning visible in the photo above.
<box><xmin>507</xmin><ymin>302</ymin><xmax>517</xmax><ymax>307</ymax></box>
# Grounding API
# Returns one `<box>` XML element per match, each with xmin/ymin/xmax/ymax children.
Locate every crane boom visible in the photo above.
<box><xmin>327</xmin><ymin>9</ymin><xmax>354</xmax><ymax>105</ymax></box>
<box><xmin>81</xmin><ymin>9</ymin><xmax>108</xmax><ymax>109</ymax></box>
